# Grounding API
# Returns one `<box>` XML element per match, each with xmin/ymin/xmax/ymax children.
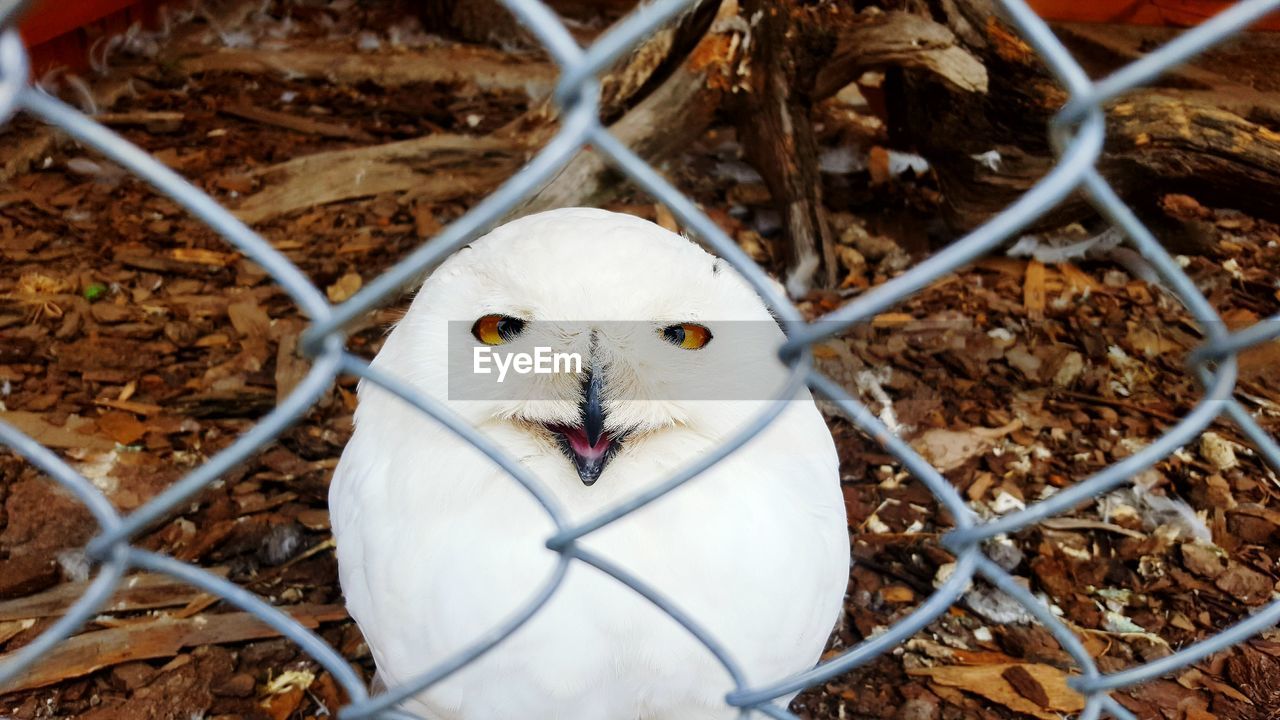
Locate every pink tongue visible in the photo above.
<box><xmin>562</xmin><ymin>426</ymin><xmax>611</xmax><ymax>460</ymax></box>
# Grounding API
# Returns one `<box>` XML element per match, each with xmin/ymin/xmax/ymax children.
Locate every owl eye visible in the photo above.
<box><xmin>660</xmin><ymin>322</ymin><xmax>712</xmax><ymax>350</ymax></box>
<box><xmin>472</xmin><ymin>314</ymin><xmax>526</xmax><ymax>345</ymax></box>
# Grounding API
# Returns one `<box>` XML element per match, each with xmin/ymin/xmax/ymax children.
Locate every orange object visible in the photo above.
<box><xmin>1026</xmin><ymin>0</ymin><xmax>1280</xmax><ymax>30</ymax></box>
<box><xmin>18</xmin><ymin>0</ymin><xmax>166</xmax><ymax>74</ymax></box>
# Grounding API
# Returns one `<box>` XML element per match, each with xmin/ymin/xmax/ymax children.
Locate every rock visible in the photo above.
<box><xmin>985</xmin><ymin>536</ymin><xmax>1025</xmax><ymax>571</ymax></box>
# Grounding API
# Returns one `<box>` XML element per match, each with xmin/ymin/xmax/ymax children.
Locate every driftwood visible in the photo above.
<box><xmin>224</xmin><ymin>0</ymin><xmax>1280</xmax><ymax>282</ymax></box>
<box><xmin>230</xmin><ymin>0</ymin><xmax>723</xmax><ymax>225</ymax></box>
<box><xmin>814</xmin><ymin>10</ymin><xmax>988</xmax><ymax>100</ymax></box>
<box><xmin>887</xmin><ymin>0</ymin><xmax>1280</xmax><ymax>233</ymax></box>
<box><xmin>1105</xmin><ymin>95</ymin><xmax>1280</xmax><ymax>220</ymax></box>
<box><xmin>723</xmin><ymin>3</ymin><xmax>990</xmax><ymax>291</ymax></box>
<box><xmin>232</xmin><ymin>134</ymin><xmax>523</xmax><ymax>224</ymax></box>
<box><xmin>219</xmin><ymin>104</ymin><xmax>374</xmax><ymax>142</ymax></box>
<box><xmin>514</xmin><ymin>1</ymin><xmax>739</xmax><ymax>216</ymax></box>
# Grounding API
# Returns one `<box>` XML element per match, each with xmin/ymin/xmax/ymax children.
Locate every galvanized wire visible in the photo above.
<box><xmin>1</xmin><ymin>0</ymin><xmax>1279</xmax><ymax>718</ymax></box>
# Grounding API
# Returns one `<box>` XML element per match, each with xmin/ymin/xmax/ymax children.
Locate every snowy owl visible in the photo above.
<box><xmin>330</xmin><ymin>208</ymin><xmax>849</xmax><ymax>719</ymax></box>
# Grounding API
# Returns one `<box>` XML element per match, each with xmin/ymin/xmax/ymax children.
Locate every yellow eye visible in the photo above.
<box><xmin>660</xmin><ymin>322</ymin><xmax>712</xmax><ymax>350</ymax></box>
<box><xmin>471</xmin><ymin>314</ymin><xmax>526</xmax><ymax>345</ymax></box>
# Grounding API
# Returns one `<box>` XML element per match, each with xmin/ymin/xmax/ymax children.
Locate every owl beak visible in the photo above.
<box><xmin>547</xmin><ymin>368</ymin><xmax>617</xmax><ymax>486</ymax></box>
<box><xmin>572</xmin><ymin>368</ymin><xmax>611</xmax><ymax>486</ymax></box>
<box><xmin>581</xmin><ymin>368</ymin><xmax>605</xmax><ymax>448</ymax></box>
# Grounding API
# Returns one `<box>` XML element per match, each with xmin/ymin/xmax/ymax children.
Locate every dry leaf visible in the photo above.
<box><xmin>1200</xmin><ymin>432</ymin><xmax>1239</xmax><ymax>471</ymax></box>
<box><xmin>264</xmin><ymin>668</ymin><xmax>315</xmax><ymax>694</ymax></box>
<box><xmin>0</xmin><ymin>412</ymin><xmax>115</xmax><ymax>451</ymax></box>
<box><xmin>1215</xmin><ymin>563</ymin><xmax>1273</xmax><ymax>604</ymax></box>
<box><xmin>272</xmin><ymin>319</ymin><xmax>310</xmax><ymax>405</ymax></box>
<box><xmin>326</xmin><ymin>272</ymin><xmax>363</xmax><ymax>303</ymax></box>
<box><xmin>881</xmin><ymin>585</ymin><xmax>915</xmax><ymax>603</ymax></box>
<box><xmin>95</xmin><ymin>411</ymin><xmax>147</xmax><ymax>445</ymax></box>
<box><xmin>868</xmin><ymin>145</ymin><xmax>891</xmax><ymax>184</ymax></box>
<box><xmin>911</xmin><ymin>420</ymin><xmax>1021</xmax><ymax>472</ymax></box>
<box><xmin>909</xmin><ymin>663</ymin><xmax>1084</xmax><ymax>719</ymax></box>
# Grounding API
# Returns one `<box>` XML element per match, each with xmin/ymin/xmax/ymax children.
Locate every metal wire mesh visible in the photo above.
<box><xmin>1</xmin><ymin>0</ymin><xmax>1280</xmax><ymax>718</ymax></box>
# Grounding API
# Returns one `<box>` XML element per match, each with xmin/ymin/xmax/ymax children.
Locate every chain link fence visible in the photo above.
<box><xmin>2</xmin><ymin>0</ymin><xmax>1280</xmax><ymax>717</ymax></box>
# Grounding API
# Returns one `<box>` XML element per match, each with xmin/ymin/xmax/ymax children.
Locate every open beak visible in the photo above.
<box><xmin>547</xmin><ymin>368</ymin><xmax>618</xmax><ymax>486</ymax></box>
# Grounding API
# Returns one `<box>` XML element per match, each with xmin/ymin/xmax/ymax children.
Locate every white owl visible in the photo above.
<box><xmin>330</xmin><ymin>208</ymin><xmax>848</xmax><ymax>719</ymax></box>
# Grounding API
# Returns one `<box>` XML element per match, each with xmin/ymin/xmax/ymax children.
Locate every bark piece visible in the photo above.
<box><xmin>732</xmin><ymin>0</ymin><xmax>837</xmax><ymax>293</ymax></box>
<box><xmin>1002</xmin><ymin>664</ymin><xmax>1051</xmax><ymax>708</ymax></box>
<box><xmin>174</xmin><ymin>47</ymin><xmax>556</xmax><ymax>96</ymax></box>
<box><xmin>909</xmin><ymin>663</ymin><xmax>1084</xmax><ymax>720</ymax></box>
<box><xmin>0</xmin><ymin>569</ymin><xmax>228</xmax><ymax>622</ymax></box>
<box><xmin>0</xmin><ymin>604</ymin><xmax>349</xmax><ymax>693</ymax></box>
<box><xmin>220</xmin><ymin>104</ymin><xmax>374</xmax><ymax>141</ymax></box>
<box><xmin>891</xmin><ymin>0</ymin><xmax>1280</xmax><ymax>231</ymax></box>
<box><xmin>515</xmin><ymin>2</ymin><xmax>739</xmax><ymax>215</ymax></box>
<box><xmin>231</xmin><ymin>134</ymin><xmax>524</xmax><ymax>224</ymax></box>
<box><xmin>814</xmin><ymin>10</ymin><xmax>988</xmax><ymax>99</ymax></box>
<box><xmin>232</xmin><ymin>1</ymin><xmax>724</xmax><ymax>225</ymax></box>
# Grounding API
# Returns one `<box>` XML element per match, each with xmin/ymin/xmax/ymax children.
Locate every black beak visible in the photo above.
<box><xmin>581</xmin><ymin>367</ymin><xmax>605</xmax><ymax>448</ymax></box>
<box><xmin>548</xmin><ymin>367</ymin><xmax>619</xmax><ymax>487</ymax></box>
<box><xmin>572</xmin><ymin>368</ymin><xmax>610</xmax><ymax>486</ymax></box>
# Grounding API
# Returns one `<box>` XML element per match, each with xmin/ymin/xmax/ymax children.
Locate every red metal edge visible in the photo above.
<box><xmin>19</xmin><ymin>0</ymin><xmax>147</xmax><ymax>47</ymax></box>
<box><xmin>18</xmin><ymin>0</ymin><xmax>165</xmax><ymax>74</ymax></box>
<box><xmin>1026</xmin><ymin>0</ymin><xmax>1280</xmax><ymax>30</ymax></box>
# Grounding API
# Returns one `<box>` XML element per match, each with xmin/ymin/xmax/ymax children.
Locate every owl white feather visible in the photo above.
<box><xmin>330</xmin><ymin>208</ymin><xmax>848</xmax><ymax>719</ymax></box>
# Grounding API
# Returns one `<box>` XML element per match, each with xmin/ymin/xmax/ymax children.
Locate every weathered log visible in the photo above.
<box><xmin>231</xmin><ymin>0</ymin><xmax>723</xmax><ymax>224</ymax></box>
<box><xmin>886</xmin><ymin>0</ymin><xmax>1280</xmax><ymax>233</ymax></box>
<box><xmin>724</xmin><ymin>3</ymin><xmax>990</xmax><ymax>292</ymax></box>
<box><xmin>814</xmin><ymin>10</ymin><xmax>988</xmax><ymax>100</ymax></box>
<box><xmin>514</xmin><ymin>1</ymin><xmax>739</xmax><ymax>216</ymax></box>
<box><xmin>1105</xmin><ymin>95</ymin><xmax>1280</xmax><ymax>219</ymax></box>
<box><xmin>730</xmin><ymin>0</ymin><xmax>838</xmax><ymax>294</ymax></box>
